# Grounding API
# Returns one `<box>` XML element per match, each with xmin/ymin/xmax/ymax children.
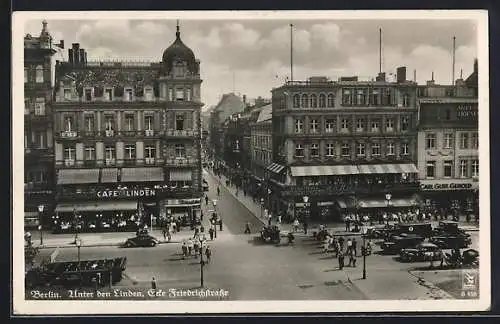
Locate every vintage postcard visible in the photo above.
<box><xmin>12</xmin><ymin>10</ymin><xmax>490</xmax><ymax>314</ymax></box>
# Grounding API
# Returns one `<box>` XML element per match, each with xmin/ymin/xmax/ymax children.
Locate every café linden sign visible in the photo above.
<box><xmin>96</xmin><ymin>188</ymin><xmax>157</xmax><ymax>198</ymax></box>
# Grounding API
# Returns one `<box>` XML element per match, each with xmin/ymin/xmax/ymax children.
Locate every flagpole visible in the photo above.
<box><xmin>290</xmin><ymin>23</ymin><xmax>294</xmax><ymax>82</ymax></box>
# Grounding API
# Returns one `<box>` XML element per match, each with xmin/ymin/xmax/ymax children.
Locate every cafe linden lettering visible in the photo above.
<box><xmin>282</xmin><ymin>183</ymin><xmax>351</xmax><ymax>197</ymax></box>
<box><xmin>97</xmin><ymin>189</ymin><xmax>156</xmax><ymax>198</ymax></box>
<box><xmin>421</xmin><ymin>182</ymin><xmax>476</xmax><ymax>191</ymax></box>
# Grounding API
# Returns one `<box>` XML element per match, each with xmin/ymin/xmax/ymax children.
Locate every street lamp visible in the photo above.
<box><xmin>260</xmin><ymin>198</ymin><xmax>265</xmax><ymax>221</ymax></box>
<box><xmin>362</xmin><ymin>227</ymin><xmax>368</xmax><ymax>279</ymax></box>
<box><xmin>37</xmin><ymin>204</ymin><xmax>44</xmax><ymax>245</ymax></box>
<box><xmin>303</xmin><ymin>196</ymin><xmax>310</xmax><ymax>222</ymax></box>
<box><xmin>75</xmin><ymin>238</ymin><xmax>82</xmax><ymax>283</ymax></box>
<box><xmin>200</xmin><ymin>241</ymin><xmax>206</xmax><ymax>287</ymax></box>
<box><xmin>385</xmin><ymin>193</ymin><xmax>392</xmax><ymax>225</ymax></box>
<box><xmin>212</xmin><ymin>200</ymin><xmax>218</xmax><ymax>238</ymax></box>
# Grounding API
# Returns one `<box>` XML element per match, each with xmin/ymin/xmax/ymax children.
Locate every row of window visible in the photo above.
<box><xmin>25</xmin><ymin>98</ymin><xmax>46</xmax><ymax>115</ymax></box>
<box><xmin>25</xmin><ymin>131</ymin><xmax>49</xmax><ymax>149</ymax></box>
<box><xmin>253</xmin><ymin>150</ymin><xmax>272</xmax><ymax>163</ymax></box>
<box><xmin>294</xmin><ymin>142</ymin><xmax>411</xmax><ymax>158</ymax></box>
<box><xmin>24</xmin><ymin>66</ymin><xmax>45</xmax><ymax>84</ymax></box>
<box><xmin>425</xmin><ymin>132</ymin><xmax>479</xmax><ymax>150</ymax></box>
<box><xmin>294</xmin><ymin>116</ymin><xmax>411</xmax><ymax>134</ymax></box>
<box><xmin>63</xmin><ymin>143</ymin><xmax>188</xmax><ymax>161</ymax></box>
<box><xmin>61</xmin><ymin>85</ymin><xmax>195</xmax><ymax>102</ymax></box>
<box><xmin>291</xmin><ymin>88</ymin><xmax>410</xmax><ymax>108</ymax></box>
<box><xmin>426</xmin><ymin>159</ymin><xmax>479</xmax><ymax>178</ymax></box>
<box><xmin>61</xmin><ymin>113</ymin><xmax>187</xmax><ymax>133</ymax></box>
<box><xmin>252</xmin><ymin>135</ymin><xmax>271</xmax><ymax>148</ymax></box>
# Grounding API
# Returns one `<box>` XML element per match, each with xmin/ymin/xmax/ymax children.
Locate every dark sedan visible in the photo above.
<box><xmin>429</xmin><ymin>235</ymin><xmax>472</xmax><ymax>249</ymax></box>
<box><xmin>399</xmin><ymin>242</ymin><xmax>443</xmax><ymax>262</ymax></box>
<box><xmin>123</xmin><ymin>234</ymin><xmax>160</xmax><ymax>248</ymax></box>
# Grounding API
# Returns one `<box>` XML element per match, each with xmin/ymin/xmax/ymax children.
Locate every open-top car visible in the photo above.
<box><xmin>381</xmin><ymin>234</ymin><xmax>425</xmax><ymax>255</ymax></box>
<box><xmin>123</xmin><ymin>231</ymin><xmax>159</xmax><ymax>248</ymax></box>
<box><xmin>429</xmin><ymin>234</ymin><xmax>472</xmax><ymax>249</ymax></box>
<box><xmin>399</xmin><ymin>242</ymin><xmax>443</xmax><ymax>262</ymax></box>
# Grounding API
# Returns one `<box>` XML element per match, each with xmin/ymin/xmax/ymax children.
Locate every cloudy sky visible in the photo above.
<box><xmin>24</xmin><ymin>16</ymin><xmax>478</xmax><ymax>109</ymax></box>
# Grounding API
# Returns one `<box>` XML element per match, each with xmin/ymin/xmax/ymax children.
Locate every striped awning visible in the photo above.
<box><xmin>121</xmin><ymin>168</ymin><xmax>164</xmax><ymax>182</ymax></box>
<box><xmin>101</xmin><ymin>168</ymin><xmax>118</xmax><ymax>183</ymax></box>
<box><xmin>357</xmin><ymin>164</ymin><xmax>418</xmax><ymax>174</ymax></box>
<box><xmin>357</xmin><ymin>197</ymin><xmax>417</xmax><ymax>209</ymax></box>
<box><xmin>169</xmin><ymin>169</ymin><xmax>192</xmax><ymax>181</ymax></box>
<box><xmin>55</xmin><ymin>201</ymin><xmax>138</xmax><ymax>213</ymax></box>
<box><xmin>57</xmin><ymin>169</ymin><xmax>99</xmax><ymax>185</ymax></box>
<box><xmin>290</xmin><ymin>165</ymin><xmax>359</xmax><ymax>177</ymax></box>
<box><xmin>266</xmin><ymin>163</ymin><xmax>286</xmax><ymax>174</ymax></box>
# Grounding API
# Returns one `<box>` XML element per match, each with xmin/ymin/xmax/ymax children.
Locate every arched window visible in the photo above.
<box><xmin>293</xmin><ymin>94</ymin><xmax>300</xmax><ymax>108</ymax></box>
<box><xmin>35</xmin><ymin>65</ymin><xmax>44</xmax><ymax>83</ymax></box>
<box><xmin>310</xmin><ymin>94</ymin><xmax>318</xmax><ymax>108</ymax></box>
<box><xmin>327</xmin><ymin>93</ymin><xmax>335</xmax><ymax>107</ymax></box>
<box><xmin>301</xmin><ymin>94</ymin><xmax>309</xmax><ymax>108</ymax></box>
<box><xmin>319</xmin><ymin>94</ymin><xmax>326</xmax><ymax>108</ymax></box>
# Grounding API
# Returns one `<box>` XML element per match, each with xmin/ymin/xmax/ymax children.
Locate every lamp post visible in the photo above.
<box><xmin>37</xmin><ymin>204</ymin><xmax>44</xmax><ymax>245</ymax></box>
<box><xmin>75</xmin><ymin>238</ymin><xmax>82</xmax><ymax>283</ymax></box>
<box><xmin>260</xmin><ymin>198</ymin><xmax>265</xmax><ymax>221</ymax></box>
<box><xmin>302</xmin><ymin>196</ymin><xmax>310</xmax><ymax>223</ymax></box>
<box><xmin>200</xmin><ymin>240</ymin><xmax>205</xmax><ymax>287</ymax></box>
<box><xmin>385</xmin><ymin>193</ymin><xmax>392</xmax><ymax>225</ymax></box>
<box><xmin>362</xmin><ymin>227</ymin><xmax>367</xmax><ymax>279</ymax></box>
<box><xmin>212</xmin><ymin>200</ymin><xmax>218</xmax><ymax>238</ymax></box>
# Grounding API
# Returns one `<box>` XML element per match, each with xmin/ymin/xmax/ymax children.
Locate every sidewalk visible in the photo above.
<box><xmin>206</xmin><ymin>170</ymin><xmax>478</xmax><ymax>236</ymax></box>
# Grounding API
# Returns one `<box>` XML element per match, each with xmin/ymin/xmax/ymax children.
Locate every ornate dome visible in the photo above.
<box><xmin>162</xmin><ymin>23</ymin><xmax>198</xmax><ymax>74</ymax></box>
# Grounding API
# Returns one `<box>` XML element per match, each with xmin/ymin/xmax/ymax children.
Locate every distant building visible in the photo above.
<box><xmin>52</xmin><ymin>23</ymin><xmax>204</xmax><ymax>231</ymax></box>
<box><xmin>270</xmin><ymin>72</ymin><xmax>420</xmax><ymax>222</ymax></box>
<box><xmin>24</xmin><ymin>21</ymin><xmax>59</xmax><ymax>229</ymax></box>
<box><xmin>416</xmin><ymin>59</ymin><xmax>479</xmax><ymax>218</ymax></box>
<box><xmin>250</xmin><ymin>104</ymin><xmax>272</xmax><ymax>182</ymax></box>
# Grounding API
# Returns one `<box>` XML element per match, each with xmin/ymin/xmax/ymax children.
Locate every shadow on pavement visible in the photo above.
<box><xmin>319</xmin><ymin>256</ymin><xmax>334</xmax><ymax>260</ymax></box>
<box><xmin>247</xmin><ymin>237</ymin><xmax>268</xmax><ymax>246</ymax></box>
<box><xmin>167</xmin><ymin>257</ymin><xmax>185</xmax><ymax>262</ymax></box>
<box><xmin>308</xmin><ymin>251</ymin><xmax>324</xmax><ymax>255</ymax></box>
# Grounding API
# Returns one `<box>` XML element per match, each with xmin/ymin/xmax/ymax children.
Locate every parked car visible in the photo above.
<box><xmin>381</xmin><ymin>234</ymin><xmax>425</xmax><ymax>255</ymax></box>
<box><xmin>433</xmin><ymin>221</ymin><xmax>470</xmax><ymax>237</ymax></box>
<box><xmin>123</xmin><ymin>232</ymin><xmax>159</xmax><ymax>248</ymax></box>
<box><xmin>391</xmin><ymin>223</ymin><xmax>433</xmax><ymax>238</ymax></box>
<box><xmin>400</xmin><ymin>242</ymin><xmax>443</xmax><ymax>262</ymax></box>
<box><xmin>429</xmin><ymin>235</ymin><xmax>472</xmax><ymax>249</ymax></box>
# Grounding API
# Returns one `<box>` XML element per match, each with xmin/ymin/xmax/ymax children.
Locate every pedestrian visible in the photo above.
<box><xmin>162</xmin><ymin>227</ymin><xmax>167</xmax><ymax>240</ymax></box>
<box><xmin>338</xmin><ymin>236</ymin><xmax>345</xmax><ymax>251</ymax></box>
<box><xmin>244</xmin><ymin>222</ymin><xmax>251</xmax><ymax>234</ymax></box>
<box><xmin>338</xmin><ymin>251</ymin><xmax>345</xmax><ymax>270</ymax></box>
<box><xmin>440</xmin><ymin>252</ymin><xmax>446</xmax><ymax>268</ymax></box>
<box><xmin>217</xmin><ymin>186</ymin><xmax>220</xmax><ymax>196</ymax></box>
<box><xmin>171</xmin><ymin>221</ymin><xmax>177</xmax><ymax>233</ymax></box>
<box><xmin>151</xmin><ymin>277</ymin><xmax>157</xmax><ymax>294</ymax></box>
<box><xmin>205</xmin><ymin>245</ymin><xmax>212</xmax><ymax>263</ymax></box>
<box><xmin>346</xmin><ymin>238</ymin><xmax>353</xmax><ymax>254</ymax></box>
<box><xmin>181</xmin><ymin>241</ymin><xmax>188</xmax><ymax>259</ymax></box>
<box><xmin>293</xmin><ymin>218</ymin><xmax>300</xmax><ymax>232</ymax></box>
<box><xmin>323</xmin><ymin>237</ymin><xmax>330</xmax><ymax>253</ymax></box>
<box><xmin>277</xmin><ymin>214</ymin><xmax>282</xmax><ymax>224</ymax></box>
<box><xmin>303</xmin><ymin>221</ymin><xmax>308</xmax><ymax>234</ymax></box>
<box><xmin>219</xmin><ymin>216</ymin><xmax>223</xmax><ymax>231</ymax></box>
<box><xmin>187</xmin><ymin>238</ymin><xmax>193</xmax><ymax>256</ymax></box>
<box><xmin>350</xmin><ymin>249</ymin><xmax>357</xmax><ymax>267</ymax></box>
<box><xmin>193</xmin><ymin>239</ymin><xmax>200</xmax><ymax>258</ymax></box>
<box><xmin>209</xmin><ymin>227</ymin><xmax>214</xmax><ymax>240</ymax></box>
<box><xmin>205</xmin><ymin>195</ymin><xmax>209</xmax><ymax>206</ymax></box>
<box><xmin>268</xmin><ymin>213</ymin><xmax>272</xmax><ymax>226</ymax></box>
<box><xmin>352</xmin><ymin>238</ymin><xmax>358</xmax><ymax>257</ymax></box>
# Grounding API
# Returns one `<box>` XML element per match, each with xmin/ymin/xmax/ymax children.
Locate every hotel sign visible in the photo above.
<box><xmin>97</xmin><ymin>189</ymin><xmax>156</xmax><ymax>198</ymax></box>
<box><xmin>457</xmin><ymin>104</ymin><xmax>478</xmax><ymax>120</ymax></box>
<box><xmin>420</xmin><ymin>179</ymin><xmax>478</xmax><ymax>191</ymax></box>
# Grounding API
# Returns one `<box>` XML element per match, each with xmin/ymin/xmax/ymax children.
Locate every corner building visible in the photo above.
<box><xmin>52</xmin><ymin>25</ymin><xmax>203</xmax><ymax>231</ymax></box>
<box><xmin>270</xmin><ymin>73</ymin><xmax>420</xmax><ymax>222</ymax></box>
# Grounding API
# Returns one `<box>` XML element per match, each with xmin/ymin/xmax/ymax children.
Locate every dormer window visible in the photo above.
<box><xmin>144</xmin><ymin>87</ymin><xmax>154</xmax><ymax>101</ymax></box>
<box><xmin>174</xmin><ymin>62</ymin><xmax>185</xmax><ymax>76</ymax></box>
<box><xmin>176</xmin><ymin>88</ymin><xmax>184</xmax><ymax>101</ymax></box>
<box><xmin>124</xmin><ymin>88</ymin><xmax>133</xmax><ymax>101</ymax></box>
<box><xmin>84</xmin><ymin>88</ymin><xmax>93</xmax><ymax>102</ymax></box>
<box><xmin>104</xmin><ymin>88</ymin><xmax>113</xmax><ymax>101</ymax></box>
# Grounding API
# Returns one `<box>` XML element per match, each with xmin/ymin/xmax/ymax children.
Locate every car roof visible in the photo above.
<box><xmin>418</xmin><ymin>242</ymin><xmax>438</xmax><ymax>248</ymax></box>
<box><xmin>440</xmin><ymin>220</ymin><xmax>458</xmax><ymax>224</ymax></box>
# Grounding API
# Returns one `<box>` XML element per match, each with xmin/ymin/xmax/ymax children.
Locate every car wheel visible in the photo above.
<box><xmin>150</xmin><ymin>242</ymin><xmax>156</xmax><ymax>247</ymax></box>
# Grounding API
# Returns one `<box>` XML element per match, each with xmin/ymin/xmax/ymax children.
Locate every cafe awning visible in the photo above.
<box><xmin>57</xmin><ymin>169</ymin><xmax>99</xmax><ymax>185</ymax></box>
<box><xmin>266</xmin><ymin>163</ymin><xmax>286</xmax><ymax>174</ymax></box>
<box><xmin>55</xmin><ymin>201</ymin><xmax>138</xmax><ymax>213</ymax></box>
<box><xmin>170</xmin><ymin>169</ymin><xmax>192</xmax><ymax>181</ymax></box>
<box><xmin>357</xmin><ymin>197</ymin><xmax>418</xmax><ymax>209</ymax></box>
<box><xmin>356</xmin><ymin>164</ymin><xmax>418</xmax><ymax>174</ymax></box>
<box><xmin>121</xmin><ymin>167</ymin><xmax>164</xmax><ymax>182</ymax></box>
<box><xmin>290</xmin><ymin>165</ymin><xmax>359</xmax><ymax>177</ymax></box>
<box><xmin>101</xmin><ymin>168</ymin><xmax>118</xmax><ymax>183</ymax></box>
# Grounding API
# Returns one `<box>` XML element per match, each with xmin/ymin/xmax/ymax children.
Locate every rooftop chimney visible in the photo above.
<box><xmin>375</xmin><ymin>72</ymin><xmax>386</xmax><ymax>82</ymax></box>
<box><xmin>396</xmin><ymin>67</ymin><xmax>406</xmax><ymax>83</ymax></box>
<box><xmin>79</xmin><ymin>49</ymin><xmax>86</xmax><ymax>65</ymax></box>
<box><xmin>72</xmin><ymin>43</ymin><xmax>80</xmax><ymax>64</ymax></box>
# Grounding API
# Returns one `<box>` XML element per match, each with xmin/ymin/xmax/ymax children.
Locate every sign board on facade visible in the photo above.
<box><xmin>96</xmin><ymin>189</ymin><xmax>156</xmax><ymax>198</ymax></box>
<box><xmin>420</xmin><ymin>179</ymin><xmax>479</xmax><ymax>191</ymax></box>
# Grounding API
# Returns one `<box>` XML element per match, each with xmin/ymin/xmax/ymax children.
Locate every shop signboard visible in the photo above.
<box><xmin>420</xmin><ymin>179</ymin><xmax>479</xmax><ymax>191</ymax></box>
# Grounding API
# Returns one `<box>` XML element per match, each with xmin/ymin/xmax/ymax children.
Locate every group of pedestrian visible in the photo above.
<box><xmin>181</xmin><ymin>235</ymin><xmax>212</xmax><ymax>262</ymax></box>
<box><xmin>318</xmin><ymin>232</ymin><xmax>373</xmax><ymax>271</ymax></box>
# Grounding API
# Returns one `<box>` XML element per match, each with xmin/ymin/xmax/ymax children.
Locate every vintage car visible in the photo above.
<box><xmin>433</xmin><ymin>221</ymin><xmax>470</xmax><ymax>237</ymax></box>
<box><xmin>399</xmin><ymin>242</ymin><xmax>444</xmax><ymax>262</ymax></box>
<box><xmin>123</xmin><ymin>232</ymin><xmax>160</xmax><ymax>248</ymax></box>
<box><xmin>381</xmin><ymin>234</ymin><xmax>425</xmax><ymax>255</ymax></box>
<box><xmin>391</xmin><ymin>223</ymin><xmax>433</xmax><ymax>238</ymax></box>
<box><xmin>429</xmin><ymin>234</ymin><xmax>472</xmax><ymax>249</ymax></box>
<box><xmin>260</xmin><ymin>225</ymin><xmax>281</xmax><ymax>244</ymax></box>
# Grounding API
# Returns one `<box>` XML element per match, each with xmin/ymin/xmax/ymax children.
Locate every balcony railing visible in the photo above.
<box><xmin>105</xmin><ymin>158</ymin><xmax>116</xmax><ymax>166</ymax></box>
<box><xmin>144</xmin><ymin>129</ymin><xmax>155</xmax><ymax>137</ymax></box>
<box><xmin>164</xmin><ymin>158</ymin><xmax>197</xmax><ymax>166</ymax></box>
<box><xmin>60</xmin><ymin>131</ymin><xmax>78</xmax><ymax>138</ymax></box>
<box><xmin>64</xmin><ymin>159</ymin><xmax>75</xmax><ymax>166</ymax></box>
<box><xmin>164</xmin><ymin>130</ymin><xmax>196</xmax><ymax>137</ymax></box>
<box><xmin>280</xmin><ymin>182</ymin><xmax>421</xmax><ymax>197</ymax></box>
<box><xmin>105</xmin><ymin>130</ymin><xmax>115</xmax><ymax>137</ymax></box>
<box><xmin>144</xmin><ymin>157</ymin><xmax>156</xmax><ymax>165</ymax></box>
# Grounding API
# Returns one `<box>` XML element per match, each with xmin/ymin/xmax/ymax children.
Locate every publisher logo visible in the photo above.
<box><xmin>461</xmin><ymin>270</ymin><xmax>478</xmax><ymax>298</ymax></box>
